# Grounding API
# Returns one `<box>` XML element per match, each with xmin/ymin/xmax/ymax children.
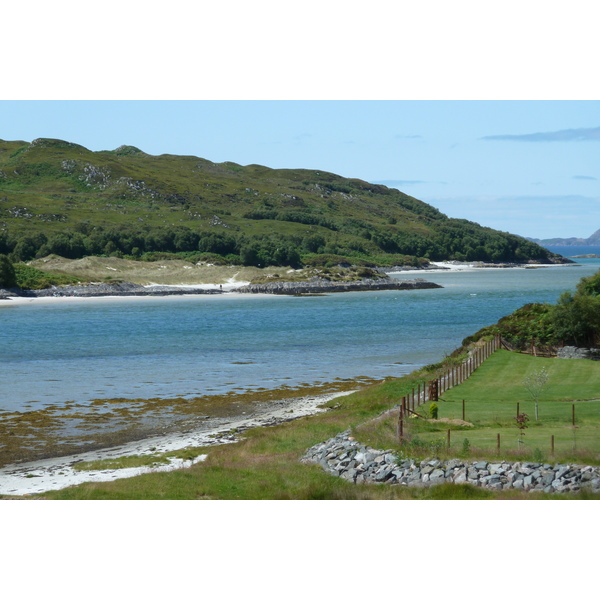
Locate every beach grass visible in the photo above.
<box><xmin>28</xmin><ymin>255</ymin><xmax>292</xmax><ymax>286</ymax></box>
<box><xmin>72</xmin><ymin>447</ymin><xmax>209</xmax><ymax>471</ymax></box>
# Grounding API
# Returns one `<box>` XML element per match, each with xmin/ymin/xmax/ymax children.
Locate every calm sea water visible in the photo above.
<box><xmin>1</xmin><ymin>253</ymin><xmax>599</xmax><ymax>414</ymax></box>
<box><xmin>544</xmin><ymin>244</ymin><xmax>600</xmax><ymax>258</ymax></box>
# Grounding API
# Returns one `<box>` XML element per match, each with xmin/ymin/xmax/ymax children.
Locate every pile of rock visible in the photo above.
<box><xmin>237</xmin><ymin>277</ymin><xmax>442</xmax><ymax>295</ymax></box>
<box><xmin>557</xmin><ymin>346</ymin><xmax>600</xmax><ymax>360</ymax></box>
<box><xmin>301</xmin><ymin>431</ymin><xmax>600</xmax><ymax>494</ymax></box>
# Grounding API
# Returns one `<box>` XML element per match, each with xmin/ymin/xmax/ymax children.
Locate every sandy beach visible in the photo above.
<box><xmin>0</xmin><ymin>390</ymin><xmax>355</xmax><ymax>496</ymax></box>
<box><xmin>0</xmin><ymin>260</ymin><xmax>572</xmax><ymax>308</ymax></box>
<box><xmin>0</xmin><ymin>285</ymin><xmax>267</xmax><ymax>308</ymax></box>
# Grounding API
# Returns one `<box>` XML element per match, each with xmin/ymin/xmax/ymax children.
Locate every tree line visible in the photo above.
<box><xmin>0</xmin><ymin>216</ymin><xmax>555</xmax><ymax>269</ymax></box>
<box><xmin>464</xmin><ymin>269</ymin><xmax>600</xmax><ymax>350</ymax></box>
<box><xmin>0</xmin><ymin>227</ymin><xmax>303</xmax><ymax>268</ymax></box>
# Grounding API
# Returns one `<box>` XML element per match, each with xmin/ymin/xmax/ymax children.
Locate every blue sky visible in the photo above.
<box><xmin>1</xmin><ymin>100</ymin><xmax>597</xmax><ymax>240</ymax></box>
<box><xmin>2</xmin><ymin>3</ymin><xmax>598</xmax><ymax>241</ymax></box>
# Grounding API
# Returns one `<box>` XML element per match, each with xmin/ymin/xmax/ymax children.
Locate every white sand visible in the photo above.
<box><xmin>0</xmin><ymin>390</ymin><xmax>354</xmax><ymax>496</ymax></box>
<box><xmin>0</xmin><ymin>289</ymin><xmax>272</xmax><ymax>308</ymax></box>
<box><xmin>386</xmin><ymin>261</ymin><xmax>565</xmax><ymax>275</ymax></box>
<box><xmin>144</xmin><ymin>275</ymin><xmax>250</xmax><ymax>291</ymax></box>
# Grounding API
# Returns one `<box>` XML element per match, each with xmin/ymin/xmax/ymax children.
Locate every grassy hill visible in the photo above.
<box><xmin>0</xmin><ymin>137</ymin><xmax>564</xmax><ymax>267</ymax></box>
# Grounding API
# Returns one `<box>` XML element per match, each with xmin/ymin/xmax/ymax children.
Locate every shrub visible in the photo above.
<box><xmin>429</xmin><ymin>403</ymin><xmax>439</xmax><ymax>419</ymax></box>
<box><xmin>461</xmin><ymin>438</ymin><xmax>471</xmax><ymax>456</ymax></box>
<box><xmin>13</xmin><ymin>264</ymin><xmax>81</xmax><ymax>290</ymax></box>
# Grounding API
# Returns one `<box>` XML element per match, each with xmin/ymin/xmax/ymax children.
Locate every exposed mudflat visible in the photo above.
<box><xmin>0</xmin><ymin>390</ymin><xmax>356</xmax><ymax>496</ymax></box>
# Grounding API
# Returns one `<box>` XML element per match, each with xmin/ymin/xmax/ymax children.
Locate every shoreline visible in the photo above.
<box><xmin>0</xmin><ymin>261</ymin><xmax>581</xmax><ymax>307</ymax></box>
<box><xmin>0</xmin><ymin>276</ymin><xmax>442</xmax><ymax>303</ymax></box>
<box><xmin>0</xmin><ymin>390</ymin><xmax>355</xmax><ymax>496</ymax></box>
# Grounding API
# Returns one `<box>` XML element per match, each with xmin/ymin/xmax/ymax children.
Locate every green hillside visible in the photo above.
<box><xmin>0</xmin><ymin>137</ymin><xmax>564</xmax><ymax>267</ymax></box>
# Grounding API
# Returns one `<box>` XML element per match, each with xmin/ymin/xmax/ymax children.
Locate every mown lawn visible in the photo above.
<box><xmin>370</xmin><ymin>350</ymin><xmax>600</xmax><ymax>464</ymax></box>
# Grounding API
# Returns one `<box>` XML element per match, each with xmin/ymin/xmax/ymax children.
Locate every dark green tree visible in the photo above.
<box><xmin>549</xmin><ymin>291</ymin><xmax>600</xmax><ymax>347</ymax></box>
<box><xmin>0</xmin><ymin>254</ymin><xmax>16</xmax><ymax>288</ymax></box>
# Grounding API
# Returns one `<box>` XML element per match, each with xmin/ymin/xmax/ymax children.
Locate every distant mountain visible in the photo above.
<box><xmin>527</xmin><ymin>229</ymin><xmax>600</xmax><ymax>246</ymax></box>
<box><xmin>0</xmin><ymin>137</ymin><xmax>567</xmax><ymax>266</ymax></box>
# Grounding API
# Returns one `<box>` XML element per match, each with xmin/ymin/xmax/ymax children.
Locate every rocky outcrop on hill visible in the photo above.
<box><xmin>302</xmin><ymin>431</ymin><xmax>600</xmax><ymax>494</ymax></box>
<box><xmin>236</xmin><ymin>277</ymin><xmax>442</xmax><ymax>295</ymax></box>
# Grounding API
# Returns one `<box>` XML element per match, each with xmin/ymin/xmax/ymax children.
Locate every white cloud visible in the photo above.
<box><xmin>481</xmin><ymin>126</ymin><xmax>600</xmax><ymax>142</ymax></box>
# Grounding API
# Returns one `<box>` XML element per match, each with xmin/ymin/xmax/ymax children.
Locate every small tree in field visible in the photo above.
<box><xmin>515</xmin><ymin>412</ymin><xmax>529</xmax><ymax>450</ymax></box>
<box><xmin>524</xmin><ymin>366</ymin><xmax>549</xmax><ymax>421</ymax></box>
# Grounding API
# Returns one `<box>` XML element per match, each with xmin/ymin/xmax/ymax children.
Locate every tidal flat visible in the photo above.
<box><xmin>0</xmin><ymin>378</ymin><xmax>375</xmax><ymax>469</ymax></box>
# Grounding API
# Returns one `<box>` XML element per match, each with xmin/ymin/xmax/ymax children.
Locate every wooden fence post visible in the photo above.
<box><xmin>398</xmin><ymin>412</ymin><xmax>403</xmax><ymax>442</ymax></box>
<box><xmin>429</xmin><ymin>379</ymin><xmax>438</xmax><ymax>403</ymax></box>
<box><xmin>398</xmin><ymin>399</ymin><xmax>405</xmax><ymax>442</ymax></box>
<box><xmin>551</xmin><ymin>434</ymin><xmax>555</xmax><ymax>456</ymax></box>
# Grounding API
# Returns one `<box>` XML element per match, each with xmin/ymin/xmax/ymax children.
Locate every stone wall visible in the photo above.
<box><xmin>301</xmin><ymin>431</ymin><xmax>600</xmax><ymax>494</ymax></box>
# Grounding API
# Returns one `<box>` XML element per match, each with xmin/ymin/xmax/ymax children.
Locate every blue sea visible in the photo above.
<box><xmin>1</xmin><ymin>251</ymin><xmax>599</xmax><ymax>416</ymax></box>
<box><xmin>543</xmin><ymin>244</ymin><xmax>600</xmax><ymax>258</ymax></box>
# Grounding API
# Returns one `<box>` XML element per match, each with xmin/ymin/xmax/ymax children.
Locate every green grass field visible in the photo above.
<box><xmin>382</xmin><ymin>350</ymin><xmax>600</xmax><ymax>464</ymax></box>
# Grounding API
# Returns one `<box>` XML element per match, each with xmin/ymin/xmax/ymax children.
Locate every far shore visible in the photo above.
<box><xmin>0</xmin><ymin>260</ymin><xmax>580</xmax><ymax>308</ymax></box>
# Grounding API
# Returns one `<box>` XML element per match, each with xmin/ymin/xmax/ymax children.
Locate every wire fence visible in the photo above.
<box><xmin>397</xmin><ymin>335</ymin><xmax>502</xmax><ymax>442</ymax></box>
